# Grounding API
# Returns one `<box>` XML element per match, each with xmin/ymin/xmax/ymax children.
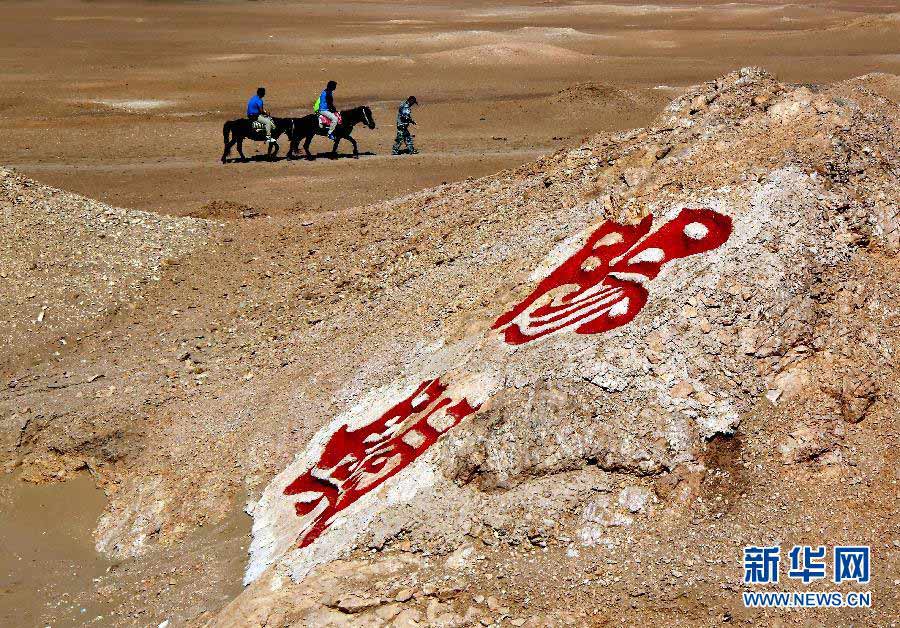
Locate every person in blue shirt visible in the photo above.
<box><xmin>314</xmin><ymin>80</ymin><xmax>339</xmax><ymax>140</ymax></box>
<box><xmin>247</xmin><ymin>87</ymin><xmax>275</xmax><ymax>143</ymax></box>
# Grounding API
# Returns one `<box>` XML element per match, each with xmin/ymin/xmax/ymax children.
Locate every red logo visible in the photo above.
<box><xmin>283</xmin><ymin>379</ymin><xmax>479</xmax><ymax>548</ymax></box>
<box><xmin>493</xmin><ymin>208</ymin><xmax>732</xmax><ymax>345</ymax></box>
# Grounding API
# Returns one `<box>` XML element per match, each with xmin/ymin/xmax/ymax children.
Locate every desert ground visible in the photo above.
<box><xmin>1</xmin><ymin>1</ymin><xmax>898</xmax><ymax>627</ymax></box>
<box><xmin>1</xmin><ymin>0</ymin><xmax>898</xmax><ymax>217</ymax></box>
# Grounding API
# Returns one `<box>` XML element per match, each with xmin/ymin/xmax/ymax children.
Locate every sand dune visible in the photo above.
<box><xmin>329</xmin><ymin>26</ymin><xmax>606</xmax><ymax>52</ymax></box>
<box><xmin>422</xmin><ymin>42</ymin><xmax>593</xmax><ymax>65</ymax></box>
<box><xmin>86</xmin><ymin>99</ymin><xmax>176</xmax><ymax>112</ymax></box>
<box><xmin>509</xmin><ymin>26</ymin><xmax>608</xmax><ymax>41</ymax></box>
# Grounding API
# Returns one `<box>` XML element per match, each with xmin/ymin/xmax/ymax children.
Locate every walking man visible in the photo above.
<box><xmin>247</xmin><ymin>87</ymin><xmax>275</xmax><ymax>143</ymax></box>
<box><xmin>392</xmin><ymin>96</ymin><xmax>418</xmax><ymax>155</ymax></box>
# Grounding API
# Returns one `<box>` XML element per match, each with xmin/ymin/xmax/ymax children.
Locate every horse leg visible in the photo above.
<box><xmin>304</xmin><ymin>136</ymin><xmax>314</xmax><ymax>160</ymax></box>
<box><xmin>348</xmin><ymin>135</ymin><xmax>359</xmax><ymax>159</ymax></box>
<box><xmin>269</xmin><ymin>129</ymin><xmax>280</xmax><ymax>159</ymax></box>
<box><xmin>222</xmin><ymin>138</ymin><xmax>235</xmax><ymax>164</ymax></box>
<box><xmin>237</xmin><ymin>138</ymin><xmax>247</xmax><ymax>162</ymax></box>
<box><xmin>331</xmin><ymin>137</ymin><xmax>341</xmax><ymax>158</ymax></box>
<box><xmin>221</xmin><ymin>123</ymin><xmax>232</xmax><ymax>163</ymax></box>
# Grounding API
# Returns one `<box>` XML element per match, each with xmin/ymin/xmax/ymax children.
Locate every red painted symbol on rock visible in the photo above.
<box><xmin>283</xmin><ymin>379</ymin><xmax>479</xmax><ymax>548</ymax></box>
<box><xmin>493</xmin><ymin>208</ymin><xmax>732</xmax><ymax>345</ymax></box>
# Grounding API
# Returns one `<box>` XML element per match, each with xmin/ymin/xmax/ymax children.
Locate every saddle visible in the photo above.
<box><xmin>318</xmin><ymin>112</ymin><xmax>342</xmax><ymax>128</ymax></box>
<box><xmin>251</xmin><ymin>119</ymin><xmax>265</xmax><ymax>132</ymax></box>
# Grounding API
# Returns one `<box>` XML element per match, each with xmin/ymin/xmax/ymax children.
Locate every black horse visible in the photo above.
<box><xmin>286</xmin><ymin>106</ymin><xmax>376</xmax><ymax>160</ymax></box>
<box><xmin>221</xmin><ymin>117</ymin><xmax>294</xmax><ymax>163</ymax></box>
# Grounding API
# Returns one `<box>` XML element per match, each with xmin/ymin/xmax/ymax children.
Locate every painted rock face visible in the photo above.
<box><xmin>493</xmin><ymin>208</ymin><xmax>732</xmax><ymax>345</ymax></box>
<box><xmin>283</xmin><ymin>378</ymin><xmax>479</xmax><ymax>548</ymax></box>
<box><xmin>277</xmin><ymin>208</ymin><xmax>732</xmax><ymax>553</ymax></box>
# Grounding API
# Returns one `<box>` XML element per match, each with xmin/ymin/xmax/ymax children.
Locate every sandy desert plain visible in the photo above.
<box><xmin>2</xmin><ymin>0</ymin><xmax>898</xmax><ymax>216</ymax></box>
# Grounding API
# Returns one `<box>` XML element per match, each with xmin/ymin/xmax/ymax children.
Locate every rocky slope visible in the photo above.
<box><xmin>219</xmin><ymin>68</ymin><xmax>899</xmax><ymax>627</ymax></box>
<box><xmin>0</xmin><ymin>169</ymin><xmax>213</xmax><ymax>372</ymax></box>
<box><xmin>1</xmin><ymin>68</ymin><xmax>898</xmax><ymax>626</ymax></box>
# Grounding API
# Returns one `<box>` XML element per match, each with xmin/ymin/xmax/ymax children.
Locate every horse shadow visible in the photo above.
<box><xmin>223</xmin><ymin>154</ymin><xmax>289</xmax><ymax>164</ymax></box>
<box><xmin>299</xmin><ymin>150</ymin><xmax>376</xmax><ymax>161</ymax></box>
<box><xmin>223</xmin><ymin>151</ymin><xmax>376</xmax><ymax>163</ymax></box>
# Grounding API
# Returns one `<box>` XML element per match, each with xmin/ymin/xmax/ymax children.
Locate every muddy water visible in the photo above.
<box><xmin>0</xmin><ymin>473</ymin><xmax>252</xmax><ymax>626</ymax></box>
<box><xmin>0</xmin><ymin>473</ymin><xmax>112</xmax><ymax>627</ymax></box>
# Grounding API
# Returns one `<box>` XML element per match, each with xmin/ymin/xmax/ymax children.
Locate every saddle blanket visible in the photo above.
<box><xmin>319</xmin><ymin>112</ymin><xmax>342</xmax><ymax>127</ymax></box>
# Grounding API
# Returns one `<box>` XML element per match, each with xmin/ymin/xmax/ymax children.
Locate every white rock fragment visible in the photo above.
<box><xmin>445</xmin><ymin>544</ymin><xmax>475</xmax><ymax>570</ymax></box>
<box><xmin>618</xmin><ymin>486</ymin><xmax>652</xmax><ymax>513</ymax></box>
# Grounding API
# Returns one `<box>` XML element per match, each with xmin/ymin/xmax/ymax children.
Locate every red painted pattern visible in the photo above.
<box><xmin>493</xmin><ymin>208</ymin><xmax>732</xmax><ymax>345</ymax></box>
<box><xmin>283</xmin><ymin>379</ymin><xmax>479</xmax><ymax>548</ymax></box>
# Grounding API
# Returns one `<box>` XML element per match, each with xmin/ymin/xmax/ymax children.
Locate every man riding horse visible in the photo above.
<box><xmin>285</xmin><ymin>104</ymin><xmax>375</xmax><ymax>160</ymax></box>
<box><xmin>314</xmin><ymin>80</ymin><xmax>339</xmax><ymax>140</ymax></box>
<box><xmin>247</xmin><ymin>87</ymin><xmax>276</xmax><ymax>144</ymax></box>
<box><xmin>221</xmin><ymin>87</ymin><xmax>292</xmax><ymax>163</ymax></box>
<box><xmin>222</xmin><ymin>82</ymin><xmax>375</xmax><ymax>163</ymax></box>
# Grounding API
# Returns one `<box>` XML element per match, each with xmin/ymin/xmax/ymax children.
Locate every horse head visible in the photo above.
<box><xmin>273</xmin><ymin>117</ymin><xmax>293</xmax><ymax>135</ymax></box>
<box><xmin>363</xmin><ymin>105</ymin><xmax>375</xmax><ymax>129</ymax></box>
<box><xmin>344</xmin><ymin>105</ymin><xmax>375</xmax><ymax>129</ymax></box>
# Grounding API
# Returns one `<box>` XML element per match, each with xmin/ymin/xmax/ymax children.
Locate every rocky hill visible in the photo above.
<box><xmin>1</xmin><ymin>68</ymin><xmax>898</xmax><ymax>626</ymax></box>
<box><xmin>0</xmin><ymin>169</ymin><xmax>212</xmax><ymax>372</ymax></box>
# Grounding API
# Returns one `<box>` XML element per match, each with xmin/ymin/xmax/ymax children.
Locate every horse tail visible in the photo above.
<box><xmin>221</xmin><ymin>121</ymin><xmax>236</xmax><ymax>163</ymax></box>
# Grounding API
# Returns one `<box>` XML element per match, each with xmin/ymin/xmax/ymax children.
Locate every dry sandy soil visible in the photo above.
<box><xmin>1</xmin><ymin>0</ymin><xmax>899</xmax><ymax>217</ymax></box>
<box><xmin>1</xmin><ymin>2</ymin><xmax>899</xmax><ymax>628</ymax></box>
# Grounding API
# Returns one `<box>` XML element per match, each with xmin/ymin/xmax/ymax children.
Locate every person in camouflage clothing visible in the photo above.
<box><xmin>392</xmin><ymin>96</ymin><xmax>418</xmax><ymax>155</ymax></box>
